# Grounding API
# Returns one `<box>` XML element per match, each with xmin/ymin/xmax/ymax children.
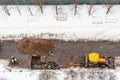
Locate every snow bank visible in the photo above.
<box><xmin>0</xmin><ymin>5</ymin><xmax>120</xmax><ymax>41</ymax></box>
<box><xmin>0</xmin><ymin>67</ymin><xmax>120</xmax><ymax>80</ymax></box>
<box><xmin>0</xmin><ymin>59</ymin><xmax>9</xmax><ymax>71</ymax></box>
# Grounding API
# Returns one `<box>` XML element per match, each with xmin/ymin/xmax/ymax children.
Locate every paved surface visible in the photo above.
<box><xmin>0</xmin><ymin>40</ymin><xmax>120</xmax><ymax>68</ymax></box>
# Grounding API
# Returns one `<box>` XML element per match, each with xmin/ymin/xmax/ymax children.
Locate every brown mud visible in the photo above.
<box><xmin>0</xmin><ymin>39</ymin><xmax>120</xmax><ymax>68</ymax></box>
<box><xmin>17</xmin><ymin>38</ymin><xmax>53</xmax><ymax>56</ymax></box>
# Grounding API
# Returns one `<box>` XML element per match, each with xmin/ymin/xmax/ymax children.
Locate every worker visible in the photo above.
<box><xmin>10</xmin><ymin>56</ymin><xmax>17</xmax><ymax>64</ymax></box>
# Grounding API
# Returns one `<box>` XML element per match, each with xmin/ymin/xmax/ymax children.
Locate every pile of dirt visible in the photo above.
<box><xmin>17</xmin><ymin>38</ymin><xmax>53</xmax><ymax>55</ymax></box>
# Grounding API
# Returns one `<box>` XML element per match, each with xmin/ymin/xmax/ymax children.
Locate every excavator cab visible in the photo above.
<box><xmin>85</xmin><ymin>52</ymin><xmax>115</xmax><ymax>68</ymax></box>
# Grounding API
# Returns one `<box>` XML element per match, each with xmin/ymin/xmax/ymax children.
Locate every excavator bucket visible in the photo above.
<box><xmin>107</xmin><ymin>56</ymin><xmax>115</xmax><ymax>69</ymax></box>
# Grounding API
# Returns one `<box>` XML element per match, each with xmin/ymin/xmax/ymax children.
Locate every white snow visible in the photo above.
<box><xmin>0</xmin><ymin>4</ymin><xmax>120</xmax><ymax>80</ymax></box>
<box><xmin>0</xmin><ymin>59</ymin><xmax>10</xmax><ymax>71</ymax></box>
<box><xmin>0</xmin><ymin>5</ymin><xmax>120</xmax><ymax>41</ymax></box>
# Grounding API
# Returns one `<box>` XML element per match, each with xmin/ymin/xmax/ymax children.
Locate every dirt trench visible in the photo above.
<box><xmin>0</xmin><ymin>39</ymin><xmax>120</xmax><ymax>68</ymax></box>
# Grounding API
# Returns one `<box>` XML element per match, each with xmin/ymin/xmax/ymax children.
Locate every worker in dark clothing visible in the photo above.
<box><xmin>10</xmin><ymin>56</ymin><xmax>17</xmax><ymax>64</ymax></box>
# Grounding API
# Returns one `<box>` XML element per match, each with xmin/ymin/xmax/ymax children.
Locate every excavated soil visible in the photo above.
<box><xmin>0</xmin><ymin>39</ymin><xmax>120</xmax><ymax>68</ymax></box>
<box><xmin>17</xmin><ymin>38</ymin><xmax>53</xmax><ymax>56</ymax></box>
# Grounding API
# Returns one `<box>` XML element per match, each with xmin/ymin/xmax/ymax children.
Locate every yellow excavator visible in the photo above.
<box><xmin>30</xmin><ymin>52</ymin><xmax>115</xmax><ymax>69</ymax></box>
<box><xmin>85</xmin><ymin>52</ymin><xmax>115</xmax><ymax>68</ymax></box>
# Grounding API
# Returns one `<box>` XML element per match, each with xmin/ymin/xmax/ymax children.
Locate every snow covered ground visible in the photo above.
<box><xmin>1</xmin><ymin>4</ymin><xmax>120</xmax><ymax>80</ymax></box>
<box><xmin>0</xmin><ymin>59</ymin><xmax>120</xmax><ymax>80</ymax></box>
<box><xmin>0</xmin><ymin>5</ymin><xmax>120</xmax><ymax>41</ymax></box>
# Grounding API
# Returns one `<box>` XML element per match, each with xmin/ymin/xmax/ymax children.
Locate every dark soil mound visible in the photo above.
<box><xmin>17</xmin><ymin>38</ymin><xmax>53</xmax><ymax>55</ymax></box>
